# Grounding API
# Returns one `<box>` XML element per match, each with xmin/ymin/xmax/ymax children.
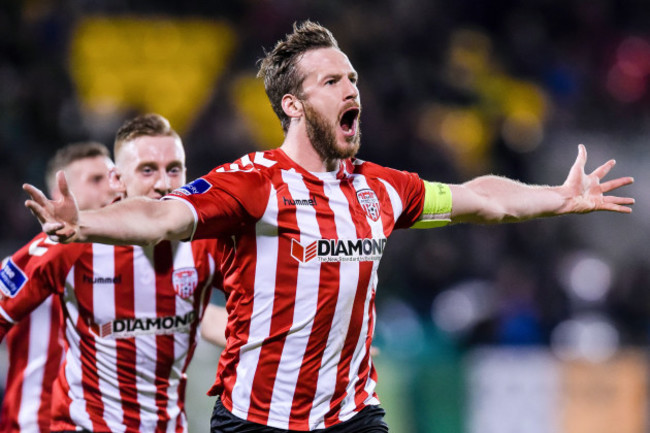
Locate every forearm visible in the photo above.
<box><xmin>451</xmin><ymin>175</ymin><xmax>571</xmax><ymax>224</ymax></box>
<box><xmin>77</xmin><ymin>197</ymin><xmax>192</xmax><ymax>245</ymax></box>
<box><xmin>200</xmin><ymin>304</ymin><xmax>227</xmax><ymax>347</ymax></box>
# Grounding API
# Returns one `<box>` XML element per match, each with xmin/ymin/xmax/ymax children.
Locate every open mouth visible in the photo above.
<box><xmin>340</xmin><ymin>107</ymin><xmax>360</xmax><ymax>136</ymax></box>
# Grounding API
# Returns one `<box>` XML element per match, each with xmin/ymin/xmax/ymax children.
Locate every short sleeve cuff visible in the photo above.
<box><xmin>163</xmin><ymin>195</ymin><xmax>199</xmax><ymax>241</ymax></box>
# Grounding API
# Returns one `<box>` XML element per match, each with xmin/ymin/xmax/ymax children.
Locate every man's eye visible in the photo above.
<box><xmin>169</xmin><ymin>167</ymin><xmax>182</xmax><ymax>175</ymax></box>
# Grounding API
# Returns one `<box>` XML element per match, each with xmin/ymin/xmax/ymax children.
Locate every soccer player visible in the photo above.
<box><xmin>0</xmin><ymin>141</ymin><xmax>119</xmax><ymax>433</ymax></box>
<box><xmin>23</xmin><ymin>22</ymin><xmax>634</xmax><ymax>433</ymax></box>
<box><xmin>3</xmin><ymin>114</ymin><xmax>226</xmax><ymax>432</ymax></box>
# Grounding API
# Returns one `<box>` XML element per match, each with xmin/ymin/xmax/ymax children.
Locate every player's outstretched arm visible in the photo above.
<box><xmin>24</xmin><ymin>170</ymin><xmax>194</xmax><ymax>245</ymax></box>
<box><xmin>449</xmin><ymin>144</ymin><xmax>635</xmax><ymax>224</ymax></box>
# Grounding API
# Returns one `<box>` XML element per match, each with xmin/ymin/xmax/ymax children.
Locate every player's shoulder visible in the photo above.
<box><xmin>9</xmin><ymin>233</ymin><xmax>87</xmax><ymax>268</ymax></box>
<box><xmin>213</xmin><ymin>150</ymin><xmax>282</xmax><ymax>176</ymax></box>
<box><xmin>352</xmin><ymin>158</ymin><xmax>416</xmax><ymax>179</ymax></box>
<box><xmin>1</xmin><ymin>233</ymin><xmax>86</xmax><ymax>298</ymax></box>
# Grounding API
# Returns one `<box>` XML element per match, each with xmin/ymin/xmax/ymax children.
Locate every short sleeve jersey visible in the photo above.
<box><xmin>0</xmin><ymin>274</ymin><xmax>63</xmax><ymax>433</ymax></box>
<box><xmin>0</xmin><ymin>233</ymin><xmax>224</xmax><ymax>433</ymax></box>
<box><xmin>166</xmin><ymin>149</ymin><xmax>436</xmax><ymax>431</ymax></box>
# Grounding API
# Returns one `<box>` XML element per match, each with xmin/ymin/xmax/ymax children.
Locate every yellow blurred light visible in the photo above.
<box><xmin>232</xmin><ymin>74</ymin><xmax>284</xmax><ymax>149</ymax></box>
<box><xmin>502</xmin><ymin>111</ymin><xmax>544</xmax><ymax>153</ymax></box>
<box><xmin>439</xmin><ymin>109</ymin><xmax>487</xmax><ymax>152</ymax></box>
<box><xmin>69</xmin><ymin>16</ymin><xmax>236</xmax><ymax>133</ymax></box>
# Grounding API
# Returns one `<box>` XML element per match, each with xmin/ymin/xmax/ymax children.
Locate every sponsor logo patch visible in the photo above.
<box><xmin>291</xmin><ymin>237</ymin><xmax>387</xmax><ymax>263</ymax></box>
<box><xmin>0</xmin><ymin>259</ymin><xmax>28</xmax><ymax>298</ymax></box>
<box><xmin>356</xmin><ymin>189</ymin><xmax>381</xmax><ymax>222</ymax></box>
<box><xmin>172</xmin><ymin>267</ymin><xmax>199</xmax><ymax>299</ymax></box>
<box><xmin>175</xmin><ymin>178</ymin><xmax>212</xmax><ymax>196</ymax></box>
<box><xmin>90</xmin><ymin>311</ymin><xmax>197</xmax><ymax>338</ymax></box>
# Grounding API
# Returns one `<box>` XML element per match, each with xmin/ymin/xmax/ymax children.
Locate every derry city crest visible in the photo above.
<box><xmin>172</xmin><ymin>268</ymin><xmax>199</xmax><ymax>299</ymax></box>
<box><xmin>356</xmin><ymin>189</ymin><xmax>381</xmax><ymax>222</ymax></box>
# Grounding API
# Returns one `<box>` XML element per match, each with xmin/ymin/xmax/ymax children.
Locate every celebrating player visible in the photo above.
<box><xmin>3</xmin><ymin>114</ymin><xmax>227</xmax><ymax>432</ymax></box>
<box><xmin>0</xmin><ymin>142</ymin><xmax>119</xmax><ymax>433</ymax></box>
<box><xmin>23</xmin><ymin>22</ymin><xmax>633</xmax><ymax>433</ymax></box>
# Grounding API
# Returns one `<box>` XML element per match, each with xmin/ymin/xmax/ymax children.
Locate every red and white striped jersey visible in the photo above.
<box><xmin>166</xmin><ymin>149</ymin><xmax>431</xmax><ymax>431</ymax></box>
<box><xmin>0</xmin><ymin>294</ymin><xmax>64</xmax><ymax>433</ymax></box>
<box><xmin>0</xmin><ymin>232</ymin><xmax>225</xmax><ymax>433</ymax></box>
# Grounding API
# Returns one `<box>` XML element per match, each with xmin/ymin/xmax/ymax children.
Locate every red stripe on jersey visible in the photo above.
<box><xmin>154</xmin><ymin>242</ymin><xmax>175</xmax><ymax>431</ymax></box>
<box><xmin>322</xmin><ymin>180</ymin><xmax>375</xmax><ymax>427</ymax></box>
<box><xmin>213</xmin><ymin>226</ymin><xmax>256</xmax><ymax>403</ymax></box>
<box><xmin>113</xmin><ymin>246</ymin><xmax>141</xmax><ymax>431</ymax></box>
<box><xmin>367</xmin><ymin>177</ymin><xmax>396</xmax><ymax>237</ymax></box>
<box><xmin>323</xmin><ymin>260</ymin><xmax>373</xmax><ymax>426</ymax></box>
<box><xmin>50</xmin><ymin>357</ymin><xmax>75</xmax><ymax>431</ymax></box>
<box><xmin>247</xmin><ymin>170</ymin><xmax>302</xmax><ymax>424</ymax></box>
<box><xmin>41</xmin><ymin>297</ymin><xmax>64</xmax><ymax>429</ymax></box>
<box><xmin>73</xmin><ymin>250</ymin><xmax>112</xmax><ymax>432</ymax></box>
<box><xmin>0</xmin><ymin>320</ymin><xmax>29</xmax><ymax>433</ymax></box>
<box><xmin>353</xmin><ymin>286</ymin><xmax>379</xmax><ymax>409</ymax></box>
<box><xmin>288</xmin><ymin>178</ymin><xmax>339</xmax><ymax>430</ymax></box>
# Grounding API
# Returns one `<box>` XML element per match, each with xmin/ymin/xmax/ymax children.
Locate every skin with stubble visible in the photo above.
<box><xmin>114</xmin><ymin>135</ymin><xmax>187</xmax><ymax>199</ymax></box>
<box><xmin>55</xmin><ymin>155</ymin><xmax>118</xmax><ymax>211</ymax></box>
<box><xmin>282</xmin><ymin>47</ymin><xmax>362</xmax><ymax>172</ymax></box>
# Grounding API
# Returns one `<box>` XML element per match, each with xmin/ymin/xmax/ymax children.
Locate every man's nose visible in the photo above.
<box><xmin>154</xmin><ymin>171</ymin><xmax>172</xmax><ymax>194</ymax></box>
<box><xmin>344</xmin><ymin>78</ymin><xmax>358</xmax><ymax>100</ymax></box>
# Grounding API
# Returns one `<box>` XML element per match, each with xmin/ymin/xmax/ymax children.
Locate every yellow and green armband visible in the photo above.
<box><xmin>411</xmin><ymin>181</ymin><xmax>452</xmax><ymax>229</ymax></box>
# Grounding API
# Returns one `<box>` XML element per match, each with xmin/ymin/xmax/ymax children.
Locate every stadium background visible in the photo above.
<box><xmin>1</xmin><ymin>1</ymin><xmax>649</xmax><ymax>432</ymax></box>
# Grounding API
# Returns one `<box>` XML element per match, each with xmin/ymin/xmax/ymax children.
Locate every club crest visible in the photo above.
<box><xmin>172</xmin><ymin>268</ymin><xmax>199</xmax><ymax>299</ymax></box>
<box><xmin>356</xmin><ymin>189</ymin><xmax>381</xmax><ymax>222</ymax></box>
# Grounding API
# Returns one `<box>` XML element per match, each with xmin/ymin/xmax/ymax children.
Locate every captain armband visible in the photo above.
<box><xmin>410</xmin><ymin>181</ymin><xmax>452</xmax><ymax>229</ymax></box>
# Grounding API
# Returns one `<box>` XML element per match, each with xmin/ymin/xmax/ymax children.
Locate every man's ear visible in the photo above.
<box><xmin>281</xmin><ymin>94</ymin><xmax>303</xmax><ymax>119</ymax></box>
<box><xmin>109</xmin><ymin>168</ymin><xmax>126</xmax><ymax>195</ymax></box>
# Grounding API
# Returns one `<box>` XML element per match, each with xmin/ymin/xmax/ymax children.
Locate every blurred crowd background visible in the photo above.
<box><xmin>1</xmin><ymin>1</ymin><xmax>649</xmax><ymax>432</ymax></box>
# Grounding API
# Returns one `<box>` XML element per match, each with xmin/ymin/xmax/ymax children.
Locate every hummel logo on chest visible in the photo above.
<box><xmin>83</xmin><ymin>274</ymin><xmax>122</xmax><ymax>284</ymax></box>
<box><xmin>282</xmin><ymin>196</ymin><xmax>318</xmax><ymax>206</ymax></box>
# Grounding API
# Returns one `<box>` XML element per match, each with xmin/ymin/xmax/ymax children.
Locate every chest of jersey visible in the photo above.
<box><xmin>63</xmin><ymin>242</ymin><xmax>211</xmax><ymax>339</ymax></box>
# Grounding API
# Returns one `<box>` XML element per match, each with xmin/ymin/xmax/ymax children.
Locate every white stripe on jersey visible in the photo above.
<box><xmin>267</xmin><ymin>169</ymin><xmax>321</xmax><ymax>429</ymax></box>
<box><xmin>92</xmin><ymin>243</ymin><xmax>126</xmax><ymax>433</ymax></box>
<box><xmin>308</xmin><ymin>174</ymin><xmax>362</xmax><ymax>430</ymax></box>
<box><xmin>167</xmin><ymin>241</ymin><xmax>202</xmax><ymax>433</ymax></box>
<box><xmin>17</xmin><ymin>297</ymin><xmax>53</xmax><ymax>433</ymax></box>
<box><xmin>63</xmin><ymin>265</ymin><xmax>94</xmax><ymax>430</ymax></box>
<box><xmin>230</xmin><ymin>184</ymin><xmax>280</xmax><ymax>420</ymax></box>
<box><xmin>133</xmin><ymin>245</ymin><xmax>160</xmax><ymax>429</ymax></box>
<box><xmin>334</xmin><ymin>175</ymin><xmax>386</xmax><ymax>418</ymax></box>
<box><xmin>378</xmin><ymin>179</ymin><xmax>404</xmax><ymax>223</ymax></box>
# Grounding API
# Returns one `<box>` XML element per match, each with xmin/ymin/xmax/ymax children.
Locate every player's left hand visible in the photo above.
<box><xmin>561</xmin><ymin>144</ymin><xmax>635</xmax><ymax>213</ymax></box>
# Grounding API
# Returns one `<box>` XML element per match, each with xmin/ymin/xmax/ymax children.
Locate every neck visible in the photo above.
<box><xmin>280</xmin><ymin>128</ymin><xmax>340</xmax><ymax>172</ymax></box>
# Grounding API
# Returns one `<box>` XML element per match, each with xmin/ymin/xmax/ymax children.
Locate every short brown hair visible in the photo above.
<box><xmin>45</xmin><ymin>141</ymin><xmax>110</xmax><ymax>195</ymax></box>
<box><xmin>114</xmin><ymin>113</ymin><xmax>179</xmax><ymax>157</ymax></box>
<box><xmin>257</xmin><ymin>21</ymin><xmax>339</xmax><ymax>132</ymax></box>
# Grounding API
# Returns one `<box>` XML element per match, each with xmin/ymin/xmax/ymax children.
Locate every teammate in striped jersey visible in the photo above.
<box><xmin>3</xmin><ymin>114</ymin><xmax>227</xmax><ymax>432</ymax></box>
<box><xmin>0</xmin><ymin>142</ymin><xmax>120</xmax><ymax>433</ymax></box>
<box><xmin>24</xmin><ymin>22</ymin><xmax>634</xmax><ymax>432</ymax></box>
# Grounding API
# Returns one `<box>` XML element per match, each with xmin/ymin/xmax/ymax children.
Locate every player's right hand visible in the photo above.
<box><xmin>23</xmin><ymin>170</ymin><xmax>80</xmax><ymax>244</ymax></box>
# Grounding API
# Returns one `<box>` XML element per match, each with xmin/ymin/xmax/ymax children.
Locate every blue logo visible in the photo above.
<box><xmin>0</xmin><ymin>259</ymin><xmax>28</xmax><ymax>298</ymax></box>
<box><xmin>175</xmin><ymin>178</ymin><xmax>212</xmax><ymax>196</ymax></box>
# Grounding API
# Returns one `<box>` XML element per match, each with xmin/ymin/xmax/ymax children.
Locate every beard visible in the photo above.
<box><xmin>303</xmin><ymin>101</ymin><xmax>361</xmax><ymax>162</ymax></box>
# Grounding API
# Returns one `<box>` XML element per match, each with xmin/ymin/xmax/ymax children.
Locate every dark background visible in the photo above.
<box><xmin>1</xmin><ymin>0</ymin><xmax>649</xmax><ymax>360</ymax></box>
